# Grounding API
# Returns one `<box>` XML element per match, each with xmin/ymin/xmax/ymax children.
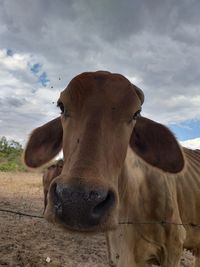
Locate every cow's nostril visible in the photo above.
<box><xmin>92</xmin><ymin>190</ymin><xmax>115</xmax><ymax>219</ymax></box>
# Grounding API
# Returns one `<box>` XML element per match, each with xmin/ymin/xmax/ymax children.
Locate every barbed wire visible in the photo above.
<box><xmin>1</xmin><ymin>208</ymin><xmax>200</xmax><ymax>228</ymax></box>
<box><xmin>0</xmin><ymin>208</ymin><xmax>43</xmax><ymax>219</ymax></box>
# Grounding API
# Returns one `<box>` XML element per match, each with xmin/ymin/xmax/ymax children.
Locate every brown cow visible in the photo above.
<box><xmin>42</xmin><ymin>159</ymin><xmax>63</xmax><ymax>212</ymax></box>
<box><xmin>24</xmin><ymin>71</ymin><xmax>200</xmax><ymax>267</ymax></box>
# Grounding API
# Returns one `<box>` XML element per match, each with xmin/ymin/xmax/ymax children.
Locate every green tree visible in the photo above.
<box><xmin>0</xmin><ymin>136</ymin><xmax>26</xmax><ymax>171</ymax></box>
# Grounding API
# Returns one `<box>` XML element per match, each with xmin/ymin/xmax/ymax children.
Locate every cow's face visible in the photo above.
<box><xmin>24</xmin><ymin>71</ymin><xmax>184</xmax><ymax>232</ymax></box>
<box><xmin>50</xmin><ymin>72</ymin><xmax>142</xmax><ymax>231</ymax></box>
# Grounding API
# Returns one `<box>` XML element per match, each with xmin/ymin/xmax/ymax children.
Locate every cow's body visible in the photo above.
<box><xmin>107</xmin><ymin>147</ymin><xmax>200</xmax><ymax>266</ymax></box>
<box><xmin>24</xmin><ymin>71</ymin><xmax>200</xmax><ymax>267</ymax></box>
<box><xmin>177</xmin><ymin>149</ymin><xmax>200</xmax><ymax>254</ymax></box>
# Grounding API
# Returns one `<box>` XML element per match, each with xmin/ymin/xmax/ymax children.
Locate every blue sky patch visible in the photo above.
<box><xmin>169</xmin><ymin>120</ymin><xmax>200</xmax><ymax>141</ymax></box>
<box><xmin>30</xmin><ymin>63</ymin><xmax>42</xmax><ymax>74</ymax></box>
<box><xmin>38</xmin><ymin>72</ymin><xmax>50</xmax><ymax>87</ymax></box>
<box><xmin>29</xmin><ymin>63</ymin><xmax>50</xmax><ymax>87</ymax></box>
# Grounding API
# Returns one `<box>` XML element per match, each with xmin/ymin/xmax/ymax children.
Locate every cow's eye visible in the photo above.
<box><xmin>57</xmin><ymin>101</ymin><xmax>64</xmax><ymax>114</ymax></box>
<box><xmin>133</xmin><ymin>109</ymin><xmax>141</xmax><ymax>120</ymax></box>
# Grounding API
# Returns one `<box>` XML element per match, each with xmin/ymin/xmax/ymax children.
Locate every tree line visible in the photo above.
<box><xmin>0</xmin><ymin>136</ymin><xmax>27</xmax><ymax>171</ymax></box>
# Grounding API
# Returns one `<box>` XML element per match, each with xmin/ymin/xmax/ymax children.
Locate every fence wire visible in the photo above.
<box><xmin>0</xmin><ymin>208</ymin><xmax>43</xmax><ymax>219</ymax></box>
<box><xmin>1</xmin><ymin>208</ymin><xmax>200</xmax><ymax>228</ymax></box>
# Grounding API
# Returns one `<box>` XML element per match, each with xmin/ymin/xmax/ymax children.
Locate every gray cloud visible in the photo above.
<box><xmin>0</xmin><ymin>96</ymin><xmax>27</xmax><ymax>107</ymax></box>
<box><xmin>0</xmin><ymin>0</ymin><xmax>199</xmax><ymax>143</ymax></box>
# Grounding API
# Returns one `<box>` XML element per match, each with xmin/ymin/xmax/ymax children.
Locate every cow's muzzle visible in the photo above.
<box><xmin>51</xmin><ymin>182</ymin><xmax>116</xmax><ymax>230</ymax></box>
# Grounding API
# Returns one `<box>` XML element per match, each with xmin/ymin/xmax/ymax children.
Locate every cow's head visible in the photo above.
<box><xmin>24</xmin><ymin>71</ymin><xmax>184</xmax><ymax>232</ymax></box>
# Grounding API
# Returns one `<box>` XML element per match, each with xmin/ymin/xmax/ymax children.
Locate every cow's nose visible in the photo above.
<box><xmin>52</xmin><ymin>183</ymin><xmax>115</xmax><ymax>228</ymax></box>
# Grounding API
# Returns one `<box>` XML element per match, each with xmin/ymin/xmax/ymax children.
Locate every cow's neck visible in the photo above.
<box><xmin>118</xmin><ymin>147</ymin><xmax>157</xmax><ymax>221</ymax></box>
<box><xmin>106</xmin><ymin>147</ymin><xmax>175</xmax><ymax>267</ymax></box>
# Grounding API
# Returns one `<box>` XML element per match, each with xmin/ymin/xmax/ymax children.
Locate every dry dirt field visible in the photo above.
<box><xmin>0</xmin><ymin>172</ymin><xmax>196</xmax><ymax>267</ymax></box>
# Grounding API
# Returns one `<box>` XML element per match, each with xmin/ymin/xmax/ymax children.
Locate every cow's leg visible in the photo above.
<box><xmin>160</xmin><ymin>225</ymin><xmax>186</xmax><ymax>267</ymax></box>
<box><xmin>195</xmin><ymin>256</ymin><xmax>200</xmax><ymax>267</ymax></box>
<box><xmin>194</xmin><ymin>248</ymin><xmax>200</xmax><ymax>267</ymax></box>
<box><xmin>106</xmin><ymin>228</ymin><xmax>138</xmax><ymax>267</ymax></box>
<box><xmin>161</xmin><ymin>246</ymin><xmax>182</xmax><ymax>267</ymax></box>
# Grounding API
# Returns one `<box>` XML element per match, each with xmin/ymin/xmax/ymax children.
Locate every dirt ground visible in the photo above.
<box><xmin>0</xmin><ymin>172</ymin><xmax>196</xmax><ymax>267</ymax></box>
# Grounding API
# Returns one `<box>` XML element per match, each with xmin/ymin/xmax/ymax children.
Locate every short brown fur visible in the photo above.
<box><xmin>24</xmin><ymin>71</ymin><xmax>200</xmax><ymax>266</ymax></box>
<box><xmin>42</xmin><ymin>159</ymin><xmax>63</xmax><ymax>212</ymax></box>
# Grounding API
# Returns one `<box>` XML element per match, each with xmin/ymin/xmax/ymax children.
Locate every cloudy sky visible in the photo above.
<box><xmin>0</xmin><ymin>0</ymin><xmax>199</xmax><ymax>148</ymax></box>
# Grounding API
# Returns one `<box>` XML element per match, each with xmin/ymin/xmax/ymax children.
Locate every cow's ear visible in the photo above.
<box><xmin>130</xmin><ymin>117</ymin><xmax>184</xmax><ymax>173</ymax></box>
<box><xmin>24</xmin><ymin>117</ymin><xmax>63</xmax><ymax>168</ymax></box>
